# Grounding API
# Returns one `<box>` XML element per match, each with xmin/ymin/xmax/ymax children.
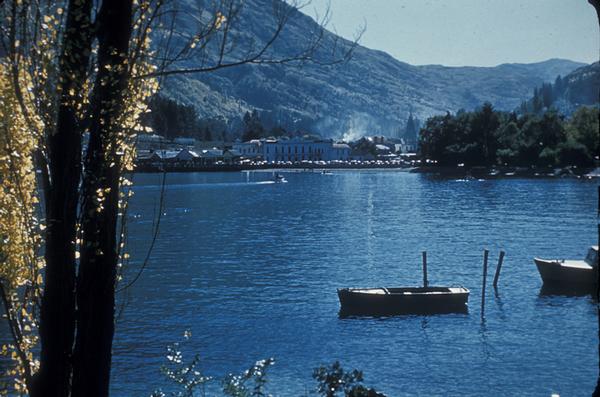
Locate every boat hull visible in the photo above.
<box><xmin>534</xmin><ymin>258</ymin><xmax>597</xmax><ymax>286</ymax></box>
<box><xmin>337</xmin><ymin>286</ymin><xmax>469</xmax><ymax>316</ymax></box>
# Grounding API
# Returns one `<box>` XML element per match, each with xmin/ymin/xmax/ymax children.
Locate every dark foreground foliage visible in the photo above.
<box><xmin>313</xmin><ymin>361</ymin><xmax>387</xmax><ymax>397</ymax></box>
<box><xmin>151</xmin><ymin>334</ymin><xmax>386</xmax><ymax>397</ymax></box>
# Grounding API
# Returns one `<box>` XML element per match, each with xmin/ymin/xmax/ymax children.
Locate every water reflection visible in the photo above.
<box><xmin>538</xmin><ymin>283</ymin><xmax>597</xmax><ymax>299</ymax></box>
<box><xmin>106</xmin><ymin>172</ymin><xmax>598</xmax><ymax>396</ymax></box>
<box><xmin>420</xmin><ymin>317</ymin><xmax>429</xmax><ymax>331</ymax></box>
<box><xmin>478</xmin><ymin>318</ymin><xmax>492</xmax><ymax>363</ymax></box>
<box><xmin>492</xmin><ymin>287</ymin><xmax>507</xmax><ymax>321</ymax></box>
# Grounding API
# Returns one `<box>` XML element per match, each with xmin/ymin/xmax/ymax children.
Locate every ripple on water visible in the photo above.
<box><xmin>102</xmin><ymin>171</ymin><xmax>599</xmax><ymax>396</ymax></box>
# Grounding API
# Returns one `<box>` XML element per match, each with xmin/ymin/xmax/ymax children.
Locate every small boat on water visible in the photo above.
<box><xmin>534</xmin><ymin>246</ymin><xmax>598</xmax><ymax>286</ymax></box>
<box><xmin>338</xmin><ymin>286</ymin><xmax>469</xmax><ymax>316</ymax></box>
<box><xmin>273</xmin><ymin>173</ymin><xmax>287</xmax><ymax>183</ymax></box>
<box><xmin>338</xmin><ymin>253</ymin><xmax>470</xmax><ymax>316</ymax></box>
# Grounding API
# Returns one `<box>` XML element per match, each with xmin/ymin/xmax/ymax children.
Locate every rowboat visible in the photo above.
<box><xmin>534</xmin><ymin>246</ymin><xmax>598</xmax><ymax>286</ymax></box>
<box><xmin>337</xmin><ymin>286</ymin><xmax>469</xmax><ymax>316</ymax></box>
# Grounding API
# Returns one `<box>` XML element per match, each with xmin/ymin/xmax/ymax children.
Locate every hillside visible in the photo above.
<box><xmin>157</xmin><ymin>0</ymin><xmax>586</xmax><ymax>138</ymax></box>
<box><xmin>519</xmin><ymin>62</ymin><xmax>599</xmax><ymax>115</ymax></box>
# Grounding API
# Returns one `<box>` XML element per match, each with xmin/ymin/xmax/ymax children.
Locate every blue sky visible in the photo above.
<box><xmin>305</xmin><ymin>0</ymin><xmax>599</xmax><ymax>66</ymax></box>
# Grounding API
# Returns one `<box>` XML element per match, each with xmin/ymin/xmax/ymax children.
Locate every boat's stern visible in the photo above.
<box><xmin>534</xmin><ymin>257</ymin><xmax>596</xmax><ymax>286</ymax></box>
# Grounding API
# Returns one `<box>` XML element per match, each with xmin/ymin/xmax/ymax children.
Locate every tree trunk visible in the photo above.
<box><xmin>34</xmin><ymin>1</ymin><xmax>93</xmax><ymax>396</ymax></box>
<box><xmin>71</xmin><ymin>1</ymin><xmax>133</xmax><ymax>396</ymax></box>
<box><xmin>590</xmin><ymin>0</ymin><xmax>600</xmax><ymax>25</ymax></box>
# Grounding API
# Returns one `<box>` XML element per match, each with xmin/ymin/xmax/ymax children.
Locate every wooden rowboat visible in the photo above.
<box><xmin>337</xmin><ymin>286</ymin><xmax>469</xmax><ymax>316</ymax></box>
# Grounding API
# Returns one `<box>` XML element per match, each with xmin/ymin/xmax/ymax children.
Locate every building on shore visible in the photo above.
<box><xmin>137</xmin><ymin>147</ymin><xmax>241</xmax><ymax>168</ymax></box>
<box><xmin>392</xmin><ymin>138</ymin><xmax>417</xmax><ymax>154</ymax></box>
<box><xmin>233</xmin><ymin>137</ymin><xmax>351</xmax><ymax>163</ymax></box>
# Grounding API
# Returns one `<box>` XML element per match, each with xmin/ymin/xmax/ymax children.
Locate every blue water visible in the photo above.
<box><xmin>109</xmin><ymin>171</ymin><xmax>598</xmax><ymax>395</ymax></box>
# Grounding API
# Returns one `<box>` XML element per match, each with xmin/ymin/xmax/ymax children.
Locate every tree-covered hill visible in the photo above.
<box><xmin>519</xmin><ymin>62</ymin><xmax>599</xmax><ymax>115</ymax></box>
<box><xmin>156</xmin><ymin>0</ymin><xmax>586</xmax><ymax>139</ymax></box>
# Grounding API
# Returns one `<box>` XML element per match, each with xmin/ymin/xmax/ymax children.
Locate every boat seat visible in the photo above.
<box><xmin>561</xmin><ymin>260</ymin><xmax>594</xmax><ymax>270</ymax></box>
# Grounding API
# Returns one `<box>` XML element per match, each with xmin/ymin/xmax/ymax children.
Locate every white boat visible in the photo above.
<box><xmin>534</xmin><ymin>246</ymin><xmax>598</xmax><ymax>286</ymax></box>
<box><xmin>273</xmin><ymin>173</ymin><xmax>287</xmax><ymax>183</ymax></box>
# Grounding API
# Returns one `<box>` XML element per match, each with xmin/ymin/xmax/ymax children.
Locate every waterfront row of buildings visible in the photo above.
<box><xmin>232</xmin><ymin>138</ymin><xmax>351</xmax><ymax>162</ymax></box>
<box><xmin>136</xmin><ymin>136</ymin><xmax>417</xmax><ymax>168</ymax></box>
<box><xmin>137</xmin><ymin>148</ymin><xmax>241</xmax><ymax>167</ymax></box>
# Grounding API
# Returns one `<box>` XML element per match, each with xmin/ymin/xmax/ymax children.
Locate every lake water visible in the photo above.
<box><xmin>41</xmin><ymin>171</ymin><xmax>600</xmax><ymax>395</ymax></box>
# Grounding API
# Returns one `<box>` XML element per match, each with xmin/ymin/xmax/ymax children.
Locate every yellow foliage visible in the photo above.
<box><xmin>0</xmin><ymin>63</ymin><xmax>43</xmax><ymax>289</ymax></box>
<box><xmin>0</xmin><ymin>63</ymin><xmax>44</xmax><ymax>390</ymax></box>
<box><xmin>0</xmin><ymin>2</ymin><xmax>159</xmax><ymax>393</ymax></box>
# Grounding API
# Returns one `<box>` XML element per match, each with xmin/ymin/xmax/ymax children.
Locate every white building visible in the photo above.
<box><xmin>394</xmin><ymin>139</ymin><xmax>417</xmax><ymax>154</ymax></box>
<box><xmin>234</xmin><ymin>138</ymin><xmax>351</xmax><ymax>163</ymax></box>
<box><xmin>232</xmin><ymin>140</ymin><xmax>262</xmax><ymax>159</ymax></box>
<box><xmin>331</xmin><ymin>143</ymin><xmax>351</xmax><ymax>161</ymax></box>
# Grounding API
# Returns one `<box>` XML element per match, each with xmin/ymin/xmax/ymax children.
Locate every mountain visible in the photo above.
<box><xmin>553</xmin><ymin>62</ymin><xmax>599</xmax><ymax>108</ymax></box>
<box><xmin>519</xmin><ymin>62</ymin><xmax>599</xmax><ymax>115</ymax></box>
<box><xmin>157</xmin><ymin>0</ymin><xmax>586</xmax><ymax>139</ymax></box>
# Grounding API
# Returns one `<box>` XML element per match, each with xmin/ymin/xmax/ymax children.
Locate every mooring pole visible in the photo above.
<box><xmin>481</xmin><ymin>249</ymin><xmax>489</xmax><ymax>317</ymax></box>
<box><xmin>422</xmin><ymin>251</ymin><xmax>428</xmax><ymax>288</ymax></box>
<box><xmin>492</xmin><ymin>250</ymin><xmax>506</xmax><ymax>288</ymax></box>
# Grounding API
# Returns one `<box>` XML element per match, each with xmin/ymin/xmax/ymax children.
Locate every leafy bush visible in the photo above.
<box><xmin>558</xmin><ymin>139</ymin><xmax>593</xmax><ymax>167</ymax></box>
<box><xmin>538</xmin><ymin>147</ymin><xmax>559</xmax><ymax>167</ymax></box>
<box><xmin>313</xmin><ymin>361</ymin><xmax>386</xmax><ymax>397</ymax></box>
<box><xmin>151</xmin><ymin>334</ymin><xmax>386</xmax><ymax>397</ymax></box>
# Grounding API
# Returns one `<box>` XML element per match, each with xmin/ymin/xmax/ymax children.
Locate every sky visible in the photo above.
<box><xmin>304</xmin><ymin>0</ymin><xmax>599</xmax><ymax>67</ymax></box>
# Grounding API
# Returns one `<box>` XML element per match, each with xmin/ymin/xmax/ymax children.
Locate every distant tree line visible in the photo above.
<box><xmin>146</xmin><ymin>96</ymin><xmax>202</xmax><ymax>140</ymax></box>
<box><xmin>404</xmin><ymin>113</ymin><xmax>420</xmax><ymax>141</ymax></box>
<box><xmin>351</xmin><ymin>137</ymin><xmax>378</xmax><ymax>156</ymax></box>
<box><xmin>145</xmin><ymin>95</ymin><xmax>235</xmax><ymax>141</ymax></box>
<box><xmin>241</xmin><ymin>109</ymin><xmax>323</xmax><ymax>141</ymax></box>
<box><xmin>419</xmin><ymin>103</ymin><xmax>598</xmax><ymax>167</ymax></box>
<box><xmin>146</xmin><ymin>95</ymin><xmax>309</xmax><ymax>142</ymax></box>
<box><xmin>241</xmin><ymin>109</ymin><xmax>290</xmax><ymax>141</ymax></box>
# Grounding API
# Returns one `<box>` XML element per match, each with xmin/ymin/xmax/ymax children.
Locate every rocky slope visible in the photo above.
<box><xmin>157</xmin><ymin>0</ymin><xmax>586</xmax><ymax>138</ymax></box>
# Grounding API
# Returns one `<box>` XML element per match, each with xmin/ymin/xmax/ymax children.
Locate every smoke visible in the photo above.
<box><xmin>340</xmin><ymin>112</ymin><xmax>376</xmax><ymax>142</ymax></box>
<box><xmin>313</xmin><ymin>112</ymin><xmax>394</xmax><ymax>141</ymax></box>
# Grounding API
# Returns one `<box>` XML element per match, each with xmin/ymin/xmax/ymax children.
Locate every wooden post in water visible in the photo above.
<box><xmin>481</xmin><ymin>249</ymin><xmax>489</xmax><ymax>317</ymax></box>
<box><xmin>492</xmin><ymin>251</ymin><xmax>506</xmax><ymax>288</ymax></box>
<box><xmin>422</xmin><ymin>251</ymin><xmax>428</xmax><ymax>288</ymax></box>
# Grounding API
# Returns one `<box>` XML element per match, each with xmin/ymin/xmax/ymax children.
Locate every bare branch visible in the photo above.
<box><xmin>116</xmin><ymin>171</ymin><xmax>167</xmax><ymax>293</ymax></box>
<box><xmin>136</xmin><ymin>0</ymin><xmax>363</xmax><ymax>79</ymax></box>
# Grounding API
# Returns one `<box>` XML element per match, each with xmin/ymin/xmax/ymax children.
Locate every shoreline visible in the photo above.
<box><xmin>134</xmin><ymin>162</ymin><xmax>414</xmax><ymax>173</ymax></box>
<box><xmin>134</xmin><ymin>163</ymin><xmax>599</xmax><ymax>179</ymax></box>
<box><xmin>411</xmin><ymin>165</ymin><xmax>599</xmax><ymax>179</ymax></box>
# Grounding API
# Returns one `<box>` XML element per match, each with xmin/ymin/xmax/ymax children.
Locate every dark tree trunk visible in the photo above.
<box><xmin>34</xmin><ymin>1</ymin><xmax>93</xmax><ymax>396</ymax></box>
<box><xmin>71</xmin><ymin>1</ymin><xmax>133</xmax><ymax>396</ymax></box>
<box><xmin>590</xmin><ymin>0</ymin><xmax>600</xmax><ymax>25</ymax></box>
